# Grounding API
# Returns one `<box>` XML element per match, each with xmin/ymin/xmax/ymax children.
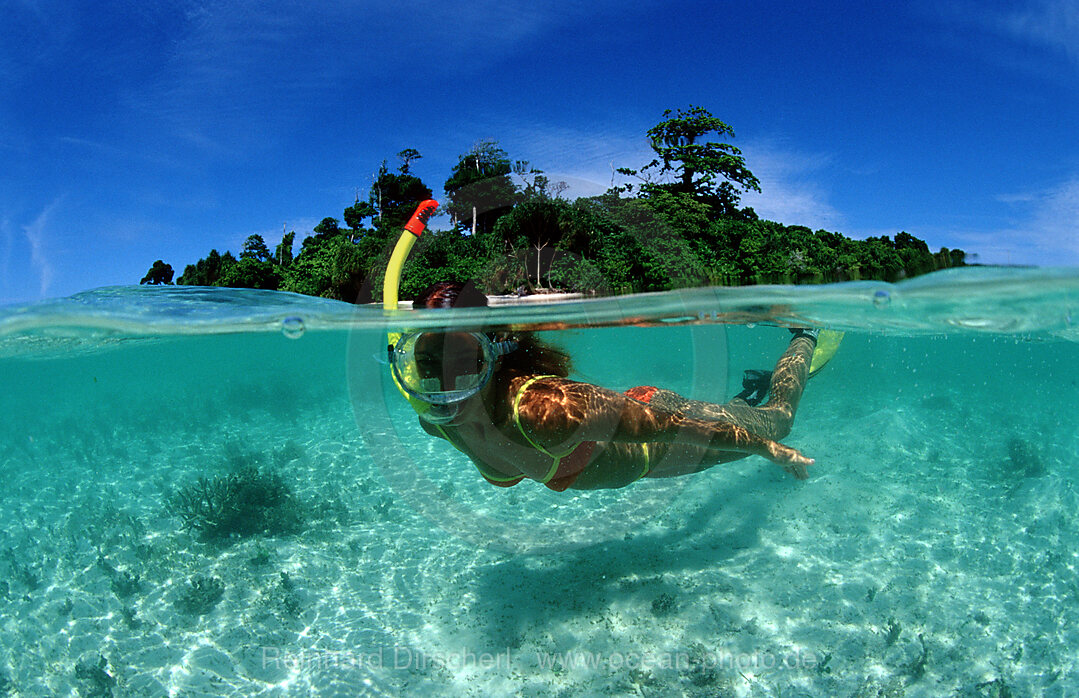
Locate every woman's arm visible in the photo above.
<box><xmin>512</xmin><ymin>376</ymin><xmax>813</xmax><ymax>477</ymax></box>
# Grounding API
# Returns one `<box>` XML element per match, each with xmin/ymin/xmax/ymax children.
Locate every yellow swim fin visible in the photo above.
<box><xmin>809</xmin><ymin>330</ymin><xmax>844</xmax><ymax>378</ymax></box>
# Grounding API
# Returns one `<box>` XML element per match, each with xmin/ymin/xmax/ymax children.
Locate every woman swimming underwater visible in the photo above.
<box><xmin>390</xmin><ymin>281</ymin><xmax>819</xmax><ymax>492</ymax></box>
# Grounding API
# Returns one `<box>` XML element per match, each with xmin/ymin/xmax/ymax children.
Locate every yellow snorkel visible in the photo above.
<box><xmin>383</xmin><ymin>199</ymin><xmax>439</xmax><ymax>312</ymax></box>
<box><xmin>384</xmin><ymin>199</ymin><xmax>440</xmax><ymax>414</ymax></box>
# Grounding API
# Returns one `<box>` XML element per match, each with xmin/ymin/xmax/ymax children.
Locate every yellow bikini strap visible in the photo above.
<box><xmin>512</xmin><ymin>375</ymin><xmax>557</xmax><ymax>454</ymax></box>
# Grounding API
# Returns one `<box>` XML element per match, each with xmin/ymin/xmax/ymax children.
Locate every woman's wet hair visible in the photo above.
<box><xmin>413</xmin><ymin>281</ymin><xmax>572</xmax><ymax>378</ymax></box>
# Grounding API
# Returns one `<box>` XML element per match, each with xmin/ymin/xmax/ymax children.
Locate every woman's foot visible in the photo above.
<box><xmin>734</xmin><ymin>369</ymin><xmax>772</xmax><ymax>406</ymax></box>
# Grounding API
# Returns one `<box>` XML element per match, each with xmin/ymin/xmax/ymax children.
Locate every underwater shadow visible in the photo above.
<box><xmin>463</xmin><ymin>470</ymin><xmax>785</xmax><ymax>650</ymax></box>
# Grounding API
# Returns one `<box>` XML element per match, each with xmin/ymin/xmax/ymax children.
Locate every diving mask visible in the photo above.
<box><xmin>389</xmin><ymin>331</ymin><xmax>518</xmax><ymax>406</ymax></box>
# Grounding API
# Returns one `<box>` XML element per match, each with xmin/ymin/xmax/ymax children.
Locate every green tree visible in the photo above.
<box><xmin>619</xmin><ymin>106</ymin><xmax>760</xmax><ymax>216</ymax></box>
<box><xmin>178</xmin><ymin>249</ymin><xmax>232</xmax><ymax>286</ymax></box>
<box><xmin>275</xmin><ymin>231</ymin><xmax>295</xmax><ymax>267</ymax></box>
<box><xmin>512</xmin><ymin>160</ymin><xmax>568</xmax><ymax>200</ymax></box>
<box><xmin>140</xmin><ymin>260</ymin><xmax>174</xmax><ymax>285</ymax></box>
<box><xmin>217</xmin><ymin>257</ymin><xmax>281</xmax><ymax>290</ymax></box>
<box><xmin>343</xmin><ymin>198</ymin><xmax>377</xmax><ymax>233</ymax></box>
<box><xmin>281</xmin><ymin>215</ymin><xmax>382</xmax><ymax>301</ymax></box>
<box><xmin>313</xmin><ymin>217</ymin><xmax>341</xmax><ymax>239</ymax></box>
<box><xmin>444</xmin><ymin>140</ymin><xmax>519</xmax><ymax>236</ymax></box>
<box><xmin>490</xmin><ymin>198</ymin><xmax>570</xmax><ymax>289</ymax></box>
<box><xmin>240</xmin><ymin>234</ymin><xmax>272</xmax><ymax>262</ymax></box>
<box><xmin>367</xmin><ymin>158</ymin><xmax>434</xmax><ymax>231</ymax></box>
<box><xmin>588</xmin><ymin>194</ymin><xmax>707</xmax><ymax>291</ymax></box>
<box><xmin>397</xmin><ymin>148</ymin><xmax>422</xmax><ymax>174</ymax></box>
<box><xmin>398</xmin><ymin>229</ymin><xmax>487</xmax><ymax>298</ymax></box>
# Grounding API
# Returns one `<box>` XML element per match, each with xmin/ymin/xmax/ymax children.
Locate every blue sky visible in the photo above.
<box><xmin>1</xmin><ymin>0</ymin><xmax>1077</xmax><ymax>304</ymax></box>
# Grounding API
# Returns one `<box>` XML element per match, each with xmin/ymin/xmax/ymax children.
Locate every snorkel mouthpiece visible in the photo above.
<box><xmin>418</xmin><ymin>402</ymin><xmax>462</xmax><ymax>425</ymax></box>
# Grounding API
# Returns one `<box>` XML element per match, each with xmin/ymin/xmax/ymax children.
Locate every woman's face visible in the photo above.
<box><xmin>414</xmin><ymin>332</ymin><xmax>487</xmax><ymax>394</ymax></box>
<box><xmin>411</xmin><ymin>332</ymin><xmax>495</xmax><ymax>426</ymax></box>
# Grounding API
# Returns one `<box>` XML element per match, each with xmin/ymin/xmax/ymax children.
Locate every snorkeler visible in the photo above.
<box><xmin>389</xmin><ymin>281</ymin><xmax>819</xmax><ymax>491</ymax></box>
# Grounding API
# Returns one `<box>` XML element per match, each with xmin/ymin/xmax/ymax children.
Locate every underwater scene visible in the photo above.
<box><xmin>1</xmin><ymin>267</ymin><xmax>1078</xmax><ymax>697</ymax></box>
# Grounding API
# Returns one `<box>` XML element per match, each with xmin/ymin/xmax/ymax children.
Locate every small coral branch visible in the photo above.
<box><xmin>166</xmin><ymin>466</ymin><xmax>303</xmax><ymax>541</ymax></box>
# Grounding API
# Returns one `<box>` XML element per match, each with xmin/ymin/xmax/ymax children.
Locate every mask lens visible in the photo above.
<box><xmin>419</xmin><ymin>332</ymin><xmax>483</xmax><ymax>390</ymax></box>
<box><xmin>454</xmin><ymin>374</ymin><xmax>481</xmax><ymax>391</ymax></box>
<box><xmin>393</xmin><ymin>332</ymin><xmax>493</xmax><ymax>404</ymax></box>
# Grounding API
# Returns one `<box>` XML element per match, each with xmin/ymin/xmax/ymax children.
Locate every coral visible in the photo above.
<box><xmin>176</xmin><ymin>575</ymin><xmax>225</xmax><ymax>615</ymax></box>
<box><xmin>851</xmin><ymin>676</ymin><xmax>906</xmax><ymax>698</ymax></box>
<box><xmin>1005</xmin><ymin>438</ymin><xmax>1046</xmax><ymax>479</ymax></box>
<box><xmin>166</xmin><ymin>466</ymin><xmax>303</xmax><ymax>541</ymax></box>
<box><xmin>650</xmin><ymin>592</ymin><xmax>677</xmax><ymax>616</ymax></box>
<box><xmin>270</xmin><ymin>571</ymin><xmax>303</xmax><ymax>617</ymax></box>
<box><xmin>74</xmin><ymin>654</ymin><xmax>115</xmax><ymax>698</ymax></box>
<box><xmin>248</xmin><ymin>544</ymin><xmax>273</xmax><ymax>568</ymax></box>
<box><xmin>2</xmin><ymin>547</ymin><xmax>41</xmax><ymax>592</ymax></box>
<box><xmin>885</xmin><ymin>617</ymin><xmax>902</xmax><ymax>647</ymax></box>
<box><xmin>120</xmin><ymin>605</ymin><xmax>142</xmax><ymax>629</ymax></box>
<box><xmin>372</xmin><ymin>495</ymin><xmax>394</xmax><ymax>519</ymax></box>
<box><xmin>903</xmin><ymin>633</ymin><xmax>929</xmax><ymax>681</ymax></box>
<box><xmin>684</xmin><ymin>642</ymin><xmax>717</xmax><ymax>686</ymax></box>
<box><xmin>98</xmin><ymin>554</ymin><xmax>141</xmax><ymax>599</ymax></box>
<box><xmin>971</xmin><ymin>677</ymin><xmax>1014</xmax><ymax>697</ymax></box>
<box><xmin>110</xmin><ymin>570</ymin><xmax>141</xmax><ymax>600</ymax></box>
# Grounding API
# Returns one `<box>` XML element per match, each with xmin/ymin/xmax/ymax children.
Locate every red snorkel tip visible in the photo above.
<box><xmin>403</xmin><ymin>199</ymin><xmax>439</xmax><ymax>236</ymax></box>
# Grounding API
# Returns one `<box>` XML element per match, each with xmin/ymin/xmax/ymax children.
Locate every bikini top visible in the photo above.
<box><xmin>510</xmin><ymin>375</ymin><xmax>595</xmax><ymax>484</ymax></box>
<box><xmin>434</xmin><ymin>375</ymin><xmax>594</xmax><ymax>485</ymax></box>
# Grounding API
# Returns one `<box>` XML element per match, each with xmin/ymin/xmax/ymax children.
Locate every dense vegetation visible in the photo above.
<box><xmin>143</xmin><ymin>107</ymin><xmax>965</xmax><ymax>300</ymax></box>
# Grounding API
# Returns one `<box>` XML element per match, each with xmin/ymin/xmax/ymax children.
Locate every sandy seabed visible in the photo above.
<box><xmin>0</xmin><ymin>335</ymin><xmax>1076</xmax><ymax>697</ymax></box>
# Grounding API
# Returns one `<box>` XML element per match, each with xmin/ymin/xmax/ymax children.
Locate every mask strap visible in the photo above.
<box><xmin>490</xmin><ymin>338</ymin><xmax>518</xmax><ymax>356</ymax></box>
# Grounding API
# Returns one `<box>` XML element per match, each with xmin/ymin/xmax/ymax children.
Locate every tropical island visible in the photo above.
<box><xmin>140</xmin><ymin>107</ymin><xmax>966</xmax><ymax>301</ymax></box>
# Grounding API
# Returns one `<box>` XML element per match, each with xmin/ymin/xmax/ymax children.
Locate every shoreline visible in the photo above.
<box><xmin>383</xmin><ymin>291</ymin><xmax>587</xmax><ymax>310</ymax></box>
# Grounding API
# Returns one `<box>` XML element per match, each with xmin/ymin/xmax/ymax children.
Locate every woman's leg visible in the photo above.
<box><xmin>643</xmin><ymin>333</ymin><xmax>816</xmax><ymax>440</ymax></box>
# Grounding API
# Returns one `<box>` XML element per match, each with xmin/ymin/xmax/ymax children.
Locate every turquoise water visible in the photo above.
<box><xmin>1</xmin><ymin>267</ymin><xmax>1078</xmax><ymax>696</ymax></box>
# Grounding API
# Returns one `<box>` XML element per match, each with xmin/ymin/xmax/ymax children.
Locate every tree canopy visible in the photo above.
<box><xmin>157</xmin><ymin>114</ymin><xmax>967</xmax><ymax>300</ymax></box>
<box><xmin>619</xmin><ymin>106</ymin><xmax>761</xmax><ymax>217</ymax></box>
<box><xmin>444</xmin><ymin>140</ymin><xmax>518</xmax><ymax>237</ymax></box>
<box><xmin>140</xmin><ymin>260</ymin><xmax>174</xmax><ymax>285</ymax></box>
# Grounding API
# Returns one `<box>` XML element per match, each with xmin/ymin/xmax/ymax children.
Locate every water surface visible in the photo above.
<box><xmin>1</xmin><ymin>268</ymin><xmax>1077</xmax><ymax>696</ymax></box>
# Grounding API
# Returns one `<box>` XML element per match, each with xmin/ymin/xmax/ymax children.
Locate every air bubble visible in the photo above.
<box><xmin>282</xmin><ymin>316</ymin><xmax>305</xmax><ymax>339</ymax></box>
<box><xmin>872</xmin><ymin>289</ymin><xmax>891</xmax><ymax>308</ymax></box>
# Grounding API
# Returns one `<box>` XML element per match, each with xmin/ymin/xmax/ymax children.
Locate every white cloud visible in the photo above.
<box><xmin>495</xmin><ymin>124</ymin><xmax>845</xmax><ymax>230</ymax></box>
<box><xmin>143</xmin><ymin>1</ymin><xmax>639</xmax><ymax>147</ymax></box>
<box><xmin>949</xmin><ymin>177</ymin><xmax>1079</xmax><ymax>266</ymax></box>
<box><xmin>738</xmin><ymin>142</ymin><xmax>844</xmax><ymax>230</ymax></box>
<box><xmin>995</xmin><ymin>0</ymin><xmax>1079</xmax><ymax>66</ymax></box>
<box><xmin>22</xmin><ymin>200</ymin><xmax>59</xmax><ymax>296</ymax></box>
<box><xmin>499</xmin><ymin>124</ymin><xmax>653</xmax><ymax>199</ymax></box>
<box><xmin>934</xmin><ymin>0</ymin><xmax>1079</xmax><ymax>72</ymax></box>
